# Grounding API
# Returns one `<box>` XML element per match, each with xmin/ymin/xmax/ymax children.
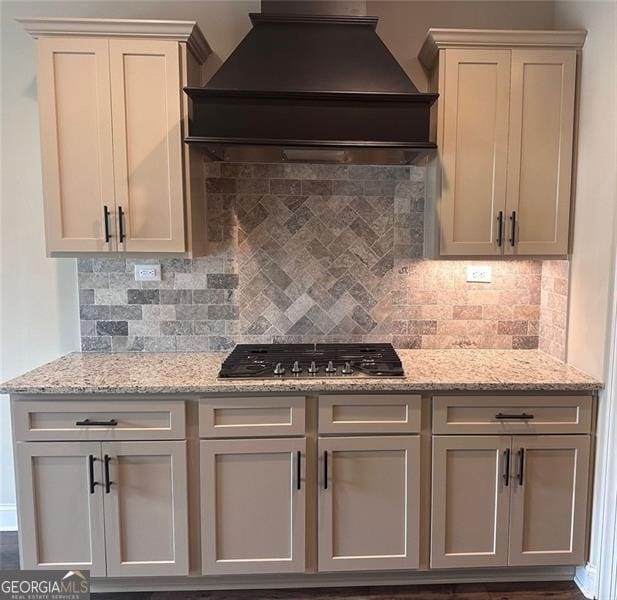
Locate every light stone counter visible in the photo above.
<box><xmin>0</xmin><ymin>349</ymin><xmax>602</xmax><ymax>395</ymax></box>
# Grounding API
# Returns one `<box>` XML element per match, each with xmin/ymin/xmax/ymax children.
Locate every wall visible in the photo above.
<box><xmin>553</xmin><ymin>2</ymin><xmax>617</xmax><ymax>598</ymax></box>
<box><xmin>79</xmin><ymin>162</ymin><xmax>549</xmax><ymax>352</ymax></box>
<box><xmin>0</xmin><ymin>0</ymin><xmax>259</xmax><ymax>530</ymax></box>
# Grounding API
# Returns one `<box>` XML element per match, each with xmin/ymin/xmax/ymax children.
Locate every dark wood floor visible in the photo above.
<box><xmin>0</xmin><ymin>532</ymin><xmax>585</xmax><ymax>599</ymax></box>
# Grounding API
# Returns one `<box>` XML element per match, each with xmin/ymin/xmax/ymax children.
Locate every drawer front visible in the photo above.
<box><xmin>432</xmin><ymin>395</ymin><xmax>592</xmax><ymax>434</ymax></box>
<box><xmin>319</xmin><ymin>394</ymin><xmax>422</xmax><ymax>434</ymax></box>
<box><xmin>199</xmin><ymin>397</ymin><xmax>305</xmax><ymax>438</ymax></box>
<box><xmin>12</xmin><ymin>400</ymin><xmax>186</xmax><ymax>441</ymax></box>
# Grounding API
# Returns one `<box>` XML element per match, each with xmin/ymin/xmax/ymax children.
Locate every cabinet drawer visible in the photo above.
<box><xmin>199</xmin><ymin>397</ymin><xmax>305</xmax><ymax>438</ymax></box>
<box><xmin>319</xmin><ymin>394</ymin><xmax>421</xmax><ymax>434</ymax></box>
<box><xmin>12</xmin><ymin>400</ymin><xmax>186</xmax><ymax>441</ymax></box>
<box><xmin>432</xmin><ymin>395</ymin><xmax>592</xmax><ymax>434</ymax></box>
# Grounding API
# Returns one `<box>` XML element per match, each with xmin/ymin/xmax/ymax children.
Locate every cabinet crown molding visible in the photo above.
<box><xmin>15</xmin><ymin>17</ymin><xmax>211</xmax><ymax>63</ymax></box>
<box><xmin>418</xmin><ymin>28</ymin><xmax>587</xmax><ymax>69</ymax></box>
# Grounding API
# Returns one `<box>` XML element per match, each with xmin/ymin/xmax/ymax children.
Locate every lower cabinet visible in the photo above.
<box><xmin>431</xmin><ymin>435</ymin><xmax>590</xmax><ymax>568</ymax></box>
<box><xmin>15</xmin><ymin>440</ymin><xmax>188</xmax><ymax>577</ymax></box>
<box><xmin>200</xmin><ymin>438</ymin><xmax>306</xmax><ymax>575</ymax></box>
<box><xmin>318</xmin><ymin>436</ymin><xmax>421</xmax><ymax>572</ymax></box>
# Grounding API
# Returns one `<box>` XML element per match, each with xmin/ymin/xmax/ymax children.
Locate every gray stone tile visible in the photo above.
<box><xmin>109</xmin><ymin>273</ymin><xmax>135</xmax><ymax>289</ymax></box>
<box><xmin>142</xmin><ymin>336</ymin><xmax>176</xmax><ymax>352</ymax></box>
<box><xmin>262</xmin><ymin>284</ymin><xmax>294</xmax><ymax>312</ymax></box>
<box><xmin>194</xmin><ymin>320</ymin><xmax>226</xmax><ymax>335</ymax></box>
<box><xmin>142</xmin><ymin>305</ymin><xmax>176</xmax><ymax>321</ymax></box>
<box><xmin>110</xmin><ymin>305</ymin><xmax>142</xmax><ymax>320</ymax></box>
<box><xmin>175</xmin><ymin>304</ymin><xmax>209</xmax><ymax>320</ymax></box>
<box><xmin>95</xmin><ymin>289</ymin><xmax>127</xmax><ymax>305</ymax></box>
<box><xmin>93</xmin><ymin>258</ymin><xmax>126</xmax><ymax>273</ymax></box>
<box><xmin>127</xmin><ymin>289</ymin><xmax>160</xmax><ymax>304</ymax></box>
<box><xmin>333</xmin><ymin>180</ymin><xmax>363</xmax><ymax>195</ymax></box>
<box><xmin>161</xmin><ymin>321</ymin><xmax>194</xmax><ymax>336</ymax></box>
<box><xmin>271</xmin><ymin>179</ymin><xmax>302</xmax><ymax>195</ymax></box>
<box><xmin>78</xmin><ymin>273</ymin><xmax>109</xmax><ymax>289</ymax></box>
<box><xmin>207</xmin><ymin>305</ymin><xmax>239</xmax><ymax>320</ymax></box>
<box><xmin>192</xmin><ymin>289</ymin><xmax>229</xmax><ymax>304</ymax></box>
<box><xmin>246</xmin><ymin>315</ymin><xmax>272</xmax><ymax>335</ymax></box>
<box><xmin>175</xmin><ymin>335</ymin><xmax>210</xmax><ymax>351</ymax></box>
<box><xmin>128</xmin><ymin>320</ymin><xmax>161</xmax><ymax>337</ymax></box>
<box><xmin>96</xmin><ymin>320</ymin><xmax>128</xmax><ymax>336</ymax></box>
<box><xmin>80</xmin><ymin>305</ymin><xmax>110</xmax><ymax>320</ymax></box>
<box><xmin>209</xmin><ymin>336</ymin><xmax>236</xmax><ymax>351</ymax></box>
<box><xmin>160</xmin><ymin>289</ymin><xmax>192</xmax><ymax>304</ymax></box>
<box><xmin>79</xmin><ymin>289</ymin><xmax>95</xmax><ymax>305</ymax></box>
<box><xmin>351</xmin><ymin>305</ymin><xmax>377</xmax><ymax>333</ymax></box>
<box><xmin>81</xmin><ymin>336</ymin><xmax>111</xmax><ymax>352</ymax></box>
<box><xmin>207</xmin><ymin>274</ymin><xmax>239</xmax><ymax>289</ymax></box>
<box><xmin>77</xmin><ymin>258</ymin><xmax>93</xmax><ymax>272</ymax></box>
<box><xmin>301</xmin><ymin>179</ymin><xmax>332</xmax><ymax>195</ymax></box>
<box><xmin>206</xmin><ymin>178</ymin><xmax>236</xmax><ymax>193</ymax></box>
<box><xmin>80</xmin><ymin>320</ymin><xmax>96</xmax><ymax>336</ymax></box>
<box><xmin>111</xmin><ymin>336</ymin><xmax>145</xmax><ymax>352</ymax></box>
<box><xmin>237</xmin><ymin>178</ymin><xmax>269</xmax><ymax>194</ymax></box>
<box><xmin>288</xmin><ymin>314</ymin><xmax>321</xmax><ymax>335</ymax></box>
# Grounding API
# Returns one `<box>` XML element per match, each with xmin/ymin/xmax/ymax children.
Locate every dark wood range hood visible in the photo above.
<box><xmin>184</xmin><ymin>12</ymin><xmax>438</xmax><ymax>165</ymax></box>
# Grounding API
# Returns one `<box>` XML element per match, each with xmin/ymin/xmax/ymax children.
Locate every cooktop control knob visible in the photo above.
<box><xmin>341</xmin><ymin>361</ymin><xmax>353</xmax><ymax>375</ymax></box>
<box><xmin>291</xmin><ymin>360</ymin><xmax>301</xmax><ymax>374</ymax></box>
<box><xmin>308</xmin><ymin>361</ymin><xmax>319</xmax><ymax>374</ymax></box>
<box><xmin>325</xmin><ymin>360</ymin><xmax>336</xmax><ymax>374</ymax></box>
<box><xmin>273</xmin><ymin>362</ymin><xmax>285</xmax><ymax>375</ymax></box>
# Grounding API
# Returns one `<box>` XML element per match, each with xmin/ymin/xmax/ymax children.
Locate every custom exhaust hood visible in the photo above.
<box><xmin>184</xmin><ymin>11</ymin><xmax>437</xmax><ymax>165</ymax></box>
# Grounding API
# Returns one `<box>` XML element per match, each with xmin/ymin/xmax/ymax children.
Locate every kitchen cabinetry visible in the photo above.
<box><xmin>430</xmin><ymin>395</ymin><xmax>592</xmax><ymax>568</ymax></box>
<box><xmin>318</xmin><ymin>436</ymin><xmax>420</xmax><ymax>571</ymax></box>
<box><xmin>200</xmin><ymin>438</ymin><xmax>306</xmax><ymax>575</ymax></box>
<box><xmin>419</xmin><ymin>29</ymin><xmax>585</xmax><ymax>257</ymax></box>
<box><xmin>19</xmin><ymin>18</ymin><xmax>210</xmax><ymax>256</ymax></box>
<box><xmin>13</xmin><ymin>401</ymin><xmax>189</xmax><ymax>576</ymax></box>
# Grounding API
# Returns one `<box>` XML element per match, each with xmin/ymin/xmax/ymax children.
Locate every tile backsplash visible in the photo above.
<box><xmin>78</xmin><ymin>162</ymin><xmax>568</xmax><ymax>355</ymax></box>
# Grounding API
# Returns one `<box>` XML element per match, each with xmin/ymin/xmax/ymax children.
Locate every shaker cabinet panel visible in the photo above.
<box><xmin>318</xmin><ymin>436</ymin><xmax>420</xmax><ymax>572</ymax></box>
<box><xmin>109</xmin><ymin>40</ymin><xmax>185</xmax><ymax>253</ymax></box>
<box><xmin>101</xmin><ymin>441</ymin><xmax>189</xmax><ymax>576</ymax></box>
<box><xmin>508</xmin><ymin>435</ymin><xmax>590</xmax><ymax>566</ymax></box>
<box><xmin>200</xmin><ymin>438</ymin><xmax>306</xmax><ymax>575</ymax></box>
<box><xmin>505</xmin><ymin>50</ymin><xmax>576</xmax><ymax>255</ymax></box>
<box><xmin>37</xmin><ymin>38</ymin><xmax>115</xmax><ymax>253</ymax></box>
<box><xmin>15</xmin><ymin>442</ymin><xmax>107</xmax><ymax>576</ymax></box>
<box><xmin>439</xmin><ymin>49</ymin><xmax>511</xmax><ymax>255</ymax></box>
<box><xmin>431</xmin><ymin>436</ymin><xmax>511</xmax><ymax>568</ymax></box>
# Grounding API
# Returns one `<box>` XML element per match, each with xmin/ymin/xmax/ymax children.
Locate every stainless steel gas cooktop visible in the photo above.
<box><xmin>218</xmin><ymin>343</ymin><xmax>405</xmax><ymax>380</ymax></box>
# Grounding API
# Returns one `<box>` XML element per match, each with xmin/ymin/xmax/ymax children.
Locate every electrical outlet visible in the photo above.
<box><xmin>466</xmin><ymin>265</ymin><xmax>492</xmax><ymax>283</ymax></box>
<box><xmin>134</xmin><ymin>264</ymin><xmax>161</xmax><ymax>282</ymax></box>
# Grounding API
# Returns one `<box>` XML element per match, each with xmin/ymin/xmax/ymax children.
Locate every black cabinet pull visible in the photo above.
<box><xmin>118</xmin><ymin>206</ymin><xmax>125</xmax><ymax>243</ymax></box>
<box><xmin>324</xmin><ymin>451</ymin><xmax>328</xmax><ymax>490</ymax></box>
<box><xmin>75</xmin><ymin>418</ymin><xmax>118</xmax><ymax>427</ymax></box>
<box><xmin>88</xmin><ymin>454</ymin><xmax>99</xmax><ymax>494</ymax></box>
<box><xmin>517</xmin><ymin>448</ymin><xmax>525</xmax><ymax>485</ymax></box>
<box><xmin>495</xmin><ymin>413</ymin><xmax>534</xmax><ymax>420</ymax></box>
<box><xmin>104</xmin><ymin>454</ymin><xmax>112</xmax><ymax>493</ymax></box>
<box><xmin>509</xmin><ymin>210</ymin><xmax>517</xmax><ymax>247</ymax></box>
<box><xmin>496</xmin><ymin>211</ymin><xmax>504</xmax><ymax>247</ymax></box>
<box><xmin>503</xmin><ymin>448</ymin><xmax>510</xmax><ymax>486</ymax></box>
<box><xmin>103</xmin><ymin>205</ymin><xmax>111</xmax><ymax>243</ymax></box>
<box><xmin>296</xmin><ymin>451</ymin><xmax>301</xmax><ymax>491</ymax></box>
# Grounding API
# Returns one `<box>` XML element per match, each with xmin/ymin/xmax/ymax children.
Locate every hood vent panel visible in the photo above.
<box><xmin>185</xmin><ymin>13</ymin><xmax>437</xmax><ymax>164</ymax></box>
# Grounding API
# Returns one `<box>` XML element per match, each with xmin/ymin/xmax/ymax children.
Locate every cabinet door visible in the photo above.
<box><xmin>109</xmin><ymin>40</ymin><xmax>185</xmax><ymax>252</ymax></box>
<box><xmin>15</xmin><ymin>442</ymin><xmax>106</xmax><ymax>575</ymax></box>
<box><xmin>37</xmin><ymin>38</ymin><xmax>115</xmax><ymax>253</ymax></box>
<box><xmin>318</xmin><ymin>436</ymin><xmax>420</xmax><ymax>572</ymax></box>
<box><xmin>431</xmin><ymin>436</ymin><xmax>511</xmax><ymax>568</ymax></box>
<box><xmin>101</xmin><ymin>441</ymin><xmax>189</xmax><ymax>576</ymax></box>
<box><xmin>439</xmin><ymin>49</ymin><xmax>511</xmax><ymax>255</ymax></box>
<box><xmin>505</xmin><ymin>50</ymin><xmax>576</xmax><ymax>256</ymax></box>
<box><xmin>200</xmin><ymin>438</ymin><xmax>306</xmax><ymax>574</ymax></box>
<box><xmin>508</xmin><ymin>435</ymin><xmax>590</xmax><ymax>566</ymax></box>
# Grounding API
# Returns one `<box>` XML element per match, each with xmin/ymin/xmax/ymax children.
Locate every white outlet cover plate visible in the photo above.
<box><xmin>466</xmin><ymin>265</ymin><xmax>492</xmax><ymax>283</ymax></box>
<box><xmin>134</xmin><ymin>264</ymin><xmax>161</xmax><ymax>282</ymax></box>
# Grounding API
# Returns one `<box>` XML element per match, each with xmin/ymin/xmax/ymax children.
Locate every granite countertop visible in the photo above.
<box><xmin>0</xmin><ymin>349</ymin><xmax>602</xmax><ymax>395</ymax></box>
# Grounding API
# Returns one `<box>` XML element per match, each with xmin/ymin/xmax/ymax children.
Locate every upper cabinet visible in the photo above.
<box><xmin>419</xmin><ymin>29</ymin><xmax>586</xmax><ymax>257</ymax></box>
<box><xmin>18</xmin><ymin>18</ymin><xmax>211</xmax><ymax>256</ymax></box>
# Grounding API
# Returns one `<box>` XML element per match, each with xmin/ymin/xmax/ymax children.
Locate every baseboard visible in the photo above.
<box><xmin>0</xmin><ymin>503</ymin><xmax>17</xmax><ymax>531</ymax></box>
<box><xmin>91</xmin><ymin>566</ymin><xmax>576</xmax><ymax>593</ymax></box>
<box><xmin>575</xmin><ymin>563</ymin><xmax>598</xmax><ymax>599</ymax></box>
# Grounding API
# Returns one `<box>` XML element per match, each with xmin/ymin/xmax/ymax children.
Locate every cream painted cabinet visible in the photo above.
<box><xmin>21</xmin><ymin>18</ymin><xmax>209</xmax><ymax>256</ymax></box>
<box><xmin>318</xmin><ymin>436</ymin><xmax>420</xmax><ymax>572</ymax></box>
<box><xmin>420</xmin><ymin>30</ymin><xmax>585</xmax><ymax>257</ymax></box>
<box><xmin>431</xmin><ymin>434</ymin><xmax>590</xmax><ymax>568</ymax></box>
<box><xmin>200</xmin><ymin>438</ymin><xmax>306</xmax><ymax>575</ymax></box>
<box><xmin>15</xmin><ymin>442</ymin><xmax>107</xmax><ymax>575</ymax></box>
<box><xmin>101</xmin><ymin>441</ymin><xmax>189</xmax><ymax>576</ymax></box>
<box><xmin>508</xmin><ymin>435</ymin><xmax>590</xmax><ymax>566</ymax></box>
<box><xmin>15</xmin><ymin>440</ymin><xmax>189</xmax><ymax>577</ymax></box>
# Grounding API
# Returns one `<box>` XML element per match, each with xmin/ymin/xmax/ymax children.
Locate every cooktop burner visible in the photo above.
<box><xmin>218</xmin><ymin>343</ymin><xmax>405</xmax><ymax>379</ymax></box>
